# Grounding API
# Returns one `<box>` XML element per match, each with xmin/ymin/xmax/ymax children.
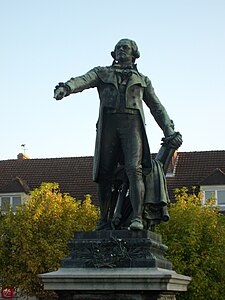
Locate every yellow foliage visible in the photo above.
<box><xmin>157</xmin><ymin>187</ymin><xmax>225</xmax><ymax>300</ymax></box>
<box><xmin>0</xmin><ymin>183</ymin><xmax>99</xmax><ymax>298</ymax></box>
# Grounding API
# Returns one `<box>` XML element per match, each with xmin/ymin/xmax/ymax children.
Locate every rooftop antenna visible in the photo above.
<box><xmin>21</xmin><ymin>144</ymin><xmax>28</xmax><ymax>154</ymax></box>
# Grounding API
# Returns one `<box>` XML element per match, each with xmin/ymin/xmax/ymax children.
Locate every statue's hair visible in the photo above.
<box><xmin>111</xmin><ymin>39</ymin><xmax>140</xmax><ymax>63</ymax></box>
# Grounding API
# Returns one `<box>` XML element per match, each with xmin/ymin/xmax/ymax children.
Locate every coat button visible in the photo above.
<box><xmin>133</xmin><ymin>103</ymin><xmax>136</xmax><ymax>106</ymax></box>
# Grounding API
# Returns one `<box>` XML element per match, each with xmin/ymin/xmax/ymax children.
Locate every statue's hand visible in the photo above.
<box><xmin>53</xmin><ymin>82</ymin><xmax>69</xmax><ymax>100</ymax></box>
<box><xmin>161</xmin><ymin>132</ymin><xmax>183</xmax><ymax>149</ymax></box>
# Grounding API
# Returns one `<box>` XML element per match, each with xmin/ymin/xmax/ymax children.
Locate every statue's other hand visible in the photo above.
<box><xmin>170</xmin><ymin>132</ymin><xmax>183</xmax><ymax>149</ymax></box>
<box><xmin>162</xmin><ymin>132</ymin><xmax>183</xmax><ymax>149</ymax></box>
<box><xmin>54</xmin><ymin>86</ymin><xmax>67</xmax><ymax>100</ymax></box>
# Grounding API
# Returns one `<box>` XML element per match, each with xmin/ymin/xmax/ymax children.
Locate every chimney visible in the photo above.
<box><xmin>17</xmin><ymin>153</ymin><xmax>30</xmax><ymax>160</ymax></box>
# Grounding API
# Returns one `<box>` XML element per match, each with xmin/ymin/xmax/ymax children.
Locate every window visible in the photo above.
<box><xmin>0</xmin><ymin>194</ymin><xmax>24</xmax><ymax>213</ymax></box>
<box><xmin>12</xmin><ymin>196</ymin><xmax>22</xmax><ymax>212</ymax></box>
<box><xmin>1</xmin><ymin>197</ymin><xmax>11</xmax><ymax>211</ymax></box>
<box><xmin>218</xmin><ymin>190</ymin><xmax>225</xmax><ymax>205</ymax></box>
<box><xmin>201</xmin><ymin>185</ymin><xmax>225</xmax><ymax>210</ymax></box>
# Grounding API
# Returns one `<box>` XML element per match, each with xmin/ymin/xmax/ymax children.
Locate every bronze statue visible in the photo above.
<box><xmin>54</xmin><ymin>38</ymin><xmax>182</xmax><ymax>231</ymax></box>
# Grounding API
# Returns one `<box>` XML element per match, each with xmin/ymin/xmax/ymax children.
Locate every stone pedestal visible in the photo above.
<box><xmin>40</xmin><ymin>230</ymin><xmax>191</xmax><ymax>300</ymax></box>
<box><xmin>62</xmin><ymin>230</ymin><xmax>172</xmax><ymax>269</ymax></box>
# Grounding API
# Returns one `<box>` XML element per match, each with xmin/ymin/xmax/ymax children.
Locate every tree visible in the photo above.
<box><xmin>157</xmin><ymin>187</ymin><xmax>225</xmax><ymax>300</ymax></box>
<box><xmin>0</xmin><ymin>183</ymin><xmax>99</xmax><ymax>298</ymax></box>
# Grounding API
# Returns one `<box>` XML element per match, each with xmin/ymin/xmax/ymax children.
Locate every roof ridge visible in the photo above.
<box><xmin>0</xmin><ymin>156</ymin><xmax>94</xmax><ymax>162</ymax></box>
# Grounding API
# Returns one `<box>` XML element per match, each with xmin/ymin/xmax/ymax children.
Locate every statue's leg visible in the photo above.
<box><xmin>112</xmin><ymin>180</ymin><xmax>129</xmax><ymax>227</ymax></box>
<box><xmin>96</xmin><ymin>114</ymin><xmax>120</xmax><ymax>230</ymax></box>
<box><xmin>119</xmin><ymin>114</ymin><xmax>144</xmax><ymax>230</ymax></box>
<box><xmin>96</xmin><ymin>182</ymin><xmax>113</xmax><ymax>230</ymax></box>
<box><xmin>126</xmin><ymin>166</ymin><xmax>145</xmax><ymax>230</ymax></box>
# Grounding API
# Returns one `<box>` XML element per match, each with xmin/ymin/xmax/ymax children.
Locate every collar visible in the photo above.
<box><xmin>111</xmin><ymin>64</ymin><xmax>140</xmax><ymax>77</ymax></box>
<box><xmin>112</xmin><ymin>63</ymin><xmax>137</xmax><ymax>70</ymax></box>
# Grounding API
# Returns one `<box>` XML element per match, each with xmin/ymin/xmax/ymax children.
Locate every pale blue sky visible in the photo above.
<box><xmin>1</xmin><ymin>0</ymin><xmax>225</xmax><ymax>160</ymax></box>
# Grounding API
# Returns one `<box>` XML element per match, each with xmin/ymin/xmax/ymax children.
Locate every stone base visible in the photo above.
<box><xmin>56</xmin><ymin>291</ymin><xmax>176</xmax><ymax>300</ymax></box>
<box><xmin>40</xmin><ymin>267</ymin><xmax>191</xmax><ymax>300</ymax></box>
<box><xmin>62</xmin><ymin>230</ymin><xmax>172</xmax><ymax>269</ymax></box>
<box><xmin>40</xmin><ymin>231</ymin><xmax>191</xmax><ymax>299</ymax></box>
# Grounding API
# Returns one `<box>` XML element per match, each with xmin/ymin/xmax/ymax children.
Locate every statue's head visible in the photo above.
<box><xmin>111</xmin><ymin>38</ymin><xmax>140</xmax><ymax>64</ymax></box>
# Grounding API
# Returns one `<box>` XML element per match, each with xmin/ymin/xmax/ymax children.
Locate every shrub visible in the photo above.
<box><xmin>0</xmin><ymin>183</ymin><xmax>99</xmax><ymax>298</ymax></box>
<box><xmin>157</xmin><ymin>187</ymin><xmax>225</xmax><ymax>300</ymax></box>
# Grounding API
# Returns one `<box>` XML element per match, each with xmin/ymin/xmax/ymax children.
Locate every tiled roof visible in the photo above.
<box><xmin>0</xmin><ymin>177</ymin><xmax>30</xmax><ymax>194</ymax></box>
<box><xmin>166</xmin><ymin>150</ymin><xmax>225</xmax><ymax>199</ymax></box>
<box><xmin>0</xmin><ymin>151</ymin><xmax>225</xmax><ymax>204</ymax></box>
<box><xmin>0</xmin><ymin>156</ymin><xmax>98</xmax><ymax>205</ymax></box>
<box><xmin>199</xmin><ymin>168</ymin><xmax>225</xmax><ymax>186</ymax></box>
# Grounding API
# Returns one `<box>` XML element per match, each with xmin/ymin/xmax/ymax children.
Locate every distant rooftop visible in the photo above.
<box><xmin>0</xmin><ymin>150</ymin><xmax>225</xmax><ymax>204</ymax></box>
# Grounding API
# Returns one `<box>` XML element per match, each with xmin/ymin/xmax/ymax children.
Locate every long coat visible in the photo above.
<box><xmin>65</xmin><ymin>65</ymin><xmax>174</xmax><ymax>182</ymax></box>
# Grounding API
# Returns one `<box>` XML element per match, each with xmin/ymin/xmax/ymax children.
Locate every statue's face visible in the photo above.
<box><xmin>114</xmin><ymin>40</ymin><xmax>133</xmax><ymax>64</ymax></box>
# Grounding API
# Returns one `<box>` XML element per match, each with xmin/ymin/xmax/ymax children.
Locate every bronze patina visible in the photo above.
<box><xmin>54</xmin><ymin>39</ymin><xmax>182</xmax><ymax>231</ymax></box>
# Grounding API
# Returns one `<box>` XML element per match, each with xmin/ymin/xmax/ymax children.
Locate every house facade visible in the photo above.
<box><xmin>165</xmin><ymin>150</ymin><xmax>225</xmax><ymax>210</ymax></box>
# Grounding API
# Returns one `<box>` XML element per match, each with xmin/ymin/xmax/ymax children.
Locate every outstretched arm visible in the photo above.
<box><xmin>54</xmin><ymin>67</ymin><xmax>101</xmax><ymax>101</ymax></box>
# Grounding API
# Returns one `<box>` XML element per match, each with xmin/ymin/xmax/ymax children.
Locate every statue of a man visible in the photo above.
<box><xmin>54</xmin><ymin>38</ymin><xmax>182</xmax><ymax>231</ymax></box>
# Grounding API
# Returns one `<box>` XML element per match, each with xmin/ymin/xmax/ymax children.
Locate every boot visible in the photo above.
<box><xmin>129</xmin><ymin>218</ymin><xmax>144</xmax><ymax>230</ymax></box>
<box><xmin>96</xmin><ymin>182</ymin><xmax>112</xmax><ymax>230</ymax></box>
<box><xmin>128</xmin><ymin>178</ymin><xmax>145</xmax><ymax>231</ymax></box>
